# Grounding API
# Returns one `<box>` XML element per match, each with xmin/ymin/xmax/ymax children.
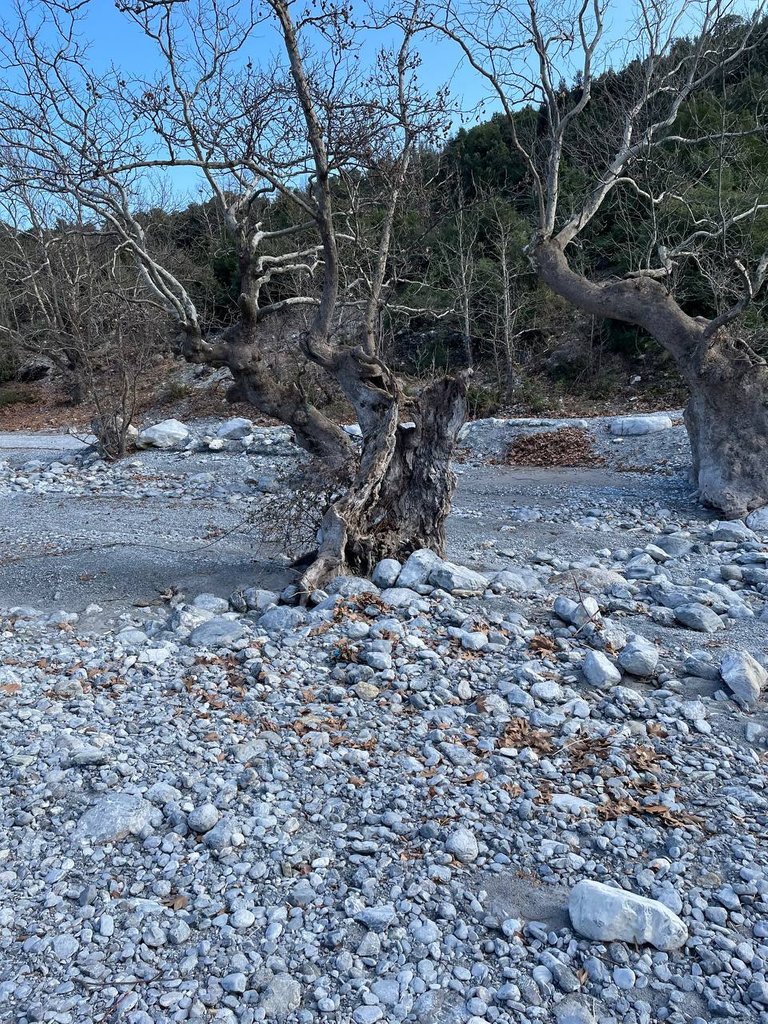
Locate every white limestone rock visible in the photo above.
<box><xmin>569</xmin><ymin>880</ymin><xmax>688</xmax><ymax>950</ymax></box>
<box><xmin>216</xmin><ymin>417</ymin><xmax>253</xmax><ymax>440</ymax></box>
<box><xmin>396</xmin><ymin>549</ymin><xmax>443</xmax><ymax>589</ymax></box>
<box><xmin>720</xmin><ymin>650</ymin><xmax>767</xmax><ymax>705</ymax></box>
<box><xmin>618</xmin><ymin>635</ymin><xmax>659</xmax><ymax>676</ymax></box>
<box><xmin>73</xmin><ymin>793</ymin><xmax>153</xmax><ymax>845</ymax></box>
<box><xmin>609</xmin><ymin>414</ymin><xmax>673</xmax><ymax>436</ymax></box>
<box><xmin>137</xmin><ymin>418</ymin><xmax>189</xmax><ymax>449</ymax></box>
<box><xmin>582</xmin><ymin>650</ymin><xmax>621</xmax><ymax>688</ymax></box>
<box><xmin>428</xmin><ymin>561</ymin><xmax>489</xmax><ymax>594</ymax></box>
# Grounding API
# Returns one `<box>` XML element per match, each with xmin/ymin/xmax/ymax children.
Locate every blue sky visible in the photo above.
<box><xmin>80</xmin><ymin>0</ymin><xmax>639</xmax><ymax>112</ymax></box>
<box><xmin>44</xmin><ymin>0</ymin><xmax>706</xmax><ymax>203</ymax></box>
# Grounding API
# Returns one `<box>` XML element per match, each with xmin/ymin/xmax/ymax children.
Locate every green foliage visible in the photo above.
<box><xmin>0</xmin><ymin>343</ymin><xmax>18</xmax><ymax>385</ymax></box>
<box><xmin>0</xmin><ymin>383</ymin><xmax>35</xmax><ymax>409</ymax></box>
<box><xmin>466</xmin><ymin>382</ymin><xmax>504</xmax><ymax>418</ymax></box>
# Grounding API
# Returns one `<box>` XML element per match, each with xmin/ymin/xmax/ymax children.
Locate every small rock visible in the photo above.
<box><xmin>372</xmin><ymin>559</ymin><xmax>401</xmax><ymax>588</ymax></box>
<box><xmin>396</xmin><ymin>549</ymin><xmax>443</xmax><ymax>589</ymax></box>
<box><xmin>554</xmin><ymin>995</ymin><xmax>597</xmax><ymax>1024</ymax></box>
<box><xmin>618</xmin><ymin>635</ymin><xmax>659</xmax><ymax>676</ymax></box>
<box><xmin>428</xmin><ymin>561</ymin><xmax>489</xmax><ymax>594</ymax></box>
<box><xmin>445</xmin><ymin>826</ymin><xmax>479</xmax><ymax>863</ymax></box>
<box><xmin>188</xmin><ymin>617</ymin><xmax>246</xmax><ymax>647</ymax></box>
<box><xmin>355</xmin><ymin>906</ymin><xmax>397</xmax><ymax>933</ymax></box>
<box><xmin>582</xmin><ymin>650</ymin><xmax>621</xmax><ymax>688</ymax></box>
<box><xmin>73</xmin><ymin>793</ymin><xmax>152</xmax><ymax>845</ymax></box>
<box><xmin>192</xmin><ymin>593</ymin><xmax>231</xmax><ymax>615</ymax></box>
<box><xmin>51</xmin><ymin>934</ymin><xmax>79</xmax><ymax>961</ymax></box>
<box><xmin>243</xmin><ymin>587</ymin><xmax>279</xmax><ymax>612</ymax></box>
<box><xmin>353</xmin><ymin>1008</ymin><xmax>383</xmax><ymax>1024</ymax></box>
<box><xmin>353</xmin><ymin>681</ymin><xmax>380</xmax><ymax>700</ymax></box>
<box><xmin>187</xmin><ymin>803</ymin><xmax>220</xmax><ymax>834</ymax></box>
<box><xmin>259</xmin><ymin>974</ymin><xmax>302</xmax><ymax>1018</ymax></box>
<box><xmin>674</xmin><ymin>604</ymin><xmax>723</xmax><ymax>633</ymax></box>
<box><xmin>326</xmin><ymin>575</ymin><xmax>380</xmax><ymax>598</ymax></box>
<box><xmin>258</xmin><ymin>606</ymin><xmax>307</xmax><ymax>633</ymax></box>
<box><xmin>222</xmin><ymin>973</ymin><xmax>247</xmax><ymax>994</ymax></box>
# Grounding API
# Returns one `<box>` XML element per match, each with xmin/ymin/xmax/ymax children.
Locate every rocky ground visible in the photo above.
<box><xmin>1</xmin><ymin>412</ymin><xmax>768</xmax><ymax>1024</ymax></box>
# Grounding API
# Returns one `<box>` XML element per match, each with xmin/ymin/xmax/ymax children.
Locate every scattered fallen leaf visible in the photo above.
<box><xmin>161</xmin><ymin>894</ymin><xmax>189</xmax><ymax>911</ymax></box>
<box><xmin>501</xmin><ymin>717</ymin><xmax>553</xmax><ymax>755</ymax></box>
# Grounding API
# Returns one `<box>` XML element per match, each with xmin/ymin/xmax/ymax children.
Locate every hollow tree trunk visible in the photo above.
<box><xmin>298</xmin><ymin>365</ymin><xmax>470</xmax><ymax>594</ymax></box>
<box><xmin>534</xmin><ymin>240</ymin><xmax>768</xmax><ymax>516</ymax></box>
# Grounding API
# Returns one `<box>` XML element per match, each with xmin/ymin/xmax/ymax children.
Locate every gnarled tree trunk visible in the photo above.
<box><xmin>300</xmin><ymin>369</ymin><xmax>469</xmax><ymax>593</ymax></box>
<box><xmin>535</xmin><ymin>239</ymin><xmax>768</xmax><ymax>517</ymax></box>
<box><xmin>182</xmin><ymin>323</ymin><xmax>469</xmax><ymax>590</ymax></box>
<box><xmin>683</xmin><ymin>333</ymin><xmax>768</xmax><ymax>516</ymax></box>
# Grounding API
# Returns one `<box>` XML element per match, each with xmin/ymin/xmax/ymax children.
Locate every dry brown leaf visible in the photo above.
<box><xmin>501</xmin><ymin>717</ymin><xmax>553</xmax><ymax>755</ymax></box>
<box><xmin>529</xmin><ymin>634</ymin><xmax>557</xmax><ymax>657</ymax></box>
<box><xmin>162</xmin><ymin>894</ymin><xmax>189</xmax><ymax>911</ymax></box>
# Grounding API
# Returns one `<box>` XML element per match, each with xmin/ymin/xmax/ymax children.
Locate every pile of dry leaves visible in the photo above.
<box><xmin>503</xmin><ymin>427</ymin><xmax>605</xmax><ymax>468</ymax></box>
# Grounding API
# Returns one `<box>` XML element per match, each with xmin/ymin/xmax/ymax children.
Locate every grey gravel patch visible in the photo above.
<box><xmin>1</xmin><ymin>415</ymin><xmax>768</xmax><ymax>1024</ymax></box>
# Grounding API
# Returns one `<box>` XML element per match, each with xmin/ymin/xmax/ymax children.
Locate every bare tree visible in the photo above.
<box><xmin>430</xmin><ymin>0</ymin><xmax>768</xmax><ymax>516</ymax></box>
<box><xmin>0</xmin><ymin>182</ymin><xmax>162</xmax><ymax>455</ymax></box>
<box><xmin>434</xmin><ymin>181</ymin><xmax>482</xmax><ymax>367</ymax></box>
<box><xmin>481</xmin><ymin>194</ymin><xmax>528</xmax><ymax>396</ymax></box>
<box><xmin>0</xmin><ymin>189</ymin><xmax>93</xmax><ymax>404</ymax></box>
<box><xmin>0</xmin><ymin>0</ymin><xmax>467</xmax><ymax>588</ymax></box>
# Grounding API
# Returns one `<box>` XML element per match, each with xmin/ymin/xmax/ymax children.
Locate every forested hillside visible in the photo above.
<box><xmin>1</xmin><ymin>11</ymin><xmax>766</xmax><ymax>421</ymax></box>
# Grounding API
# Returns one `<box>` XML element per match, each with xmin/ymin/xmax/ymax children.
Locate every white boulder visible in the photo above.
<box><xmin>609</xmin><ymin>414</ymin><xmax>673</xmax><ymax>436</ymax></box>
<box><xmin>428</xmin><ymin>561</ymin><xmax>489</xmax><ymax>594</ymax></box>
<box><xmin>216</xmin><ymin>417</ymin><xmax>253</xmax><ymax>440</ymax></box>
<box><xmin>372</xmin><ymin>559</ymin><xmax>402</xmax><ymax>589</ymax></box>
<box><xmin>396</xmin><ymin>549</ymin><xmax>443</xmax><ymax>589</ymax></box>
<box><xmin>745</xmin><ymin>507</ymin><xmax>768</xmax><ymax>532</ymax></box>
<box><xmin>444</xmin><ymin>826</ymin><xmax>479</xmax><ymax>863</ymax></box>
<box><xmin>73</xmin><ymin>793</ymin><xmax>153</xmax><ymax>844</ymax></box>
<box><xmin>711</xmin><ymin>519</ymin><xmax>757</xmax><ymax>543</ymax></box>
<box><xmin>618</xmin><ymin>635</ymin><xmax>659</xmax><ymax>676</ymax></box>
<box><xmin>569</xmin><ymin>880</ymin><xmax>688</xmax><ymax>950</ymax></box>
<box><xmin>554</xmin><ymin>595</ymin><xmax>601</xmax><ymax>628</ymax></box>
<box><xmin>720</xmin><ymin>650</ymin><xmax>767</xmax><ymax>705</ymax></box>
<box><xmin>582</xmin><ymin>650</ymin><xmax>621</xmax><ymax>688</ymax></box>
<box><xmin>137</xmin><ymin>418</ymin><xmax>190</xmax><ymax>449</ymax></box>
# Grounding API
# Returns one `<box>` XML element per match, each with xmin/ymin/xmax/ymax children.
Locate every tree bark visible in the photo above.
<box><xmin>298</xmin><ymin>366</ymin><xmax>470</xmax><ymax>594</ymax></box>
<box><xmin>683</xmin><ymin>332</ymin><xmax>768</xmax><ymax>516</ymax></box>
<box><xmin>180</xmin><ymin>322</ymin><xmax>469</xmax><ymax>586</ymax></box>
<box><xmin>179</xmin><ymin>324</ymin><xmax>356</xmax><ymax>476</ymax></box>
<box><xmin>534</xmin><ymin>239</ymin><xmax>768</xmax><ymax>516</ymax></box>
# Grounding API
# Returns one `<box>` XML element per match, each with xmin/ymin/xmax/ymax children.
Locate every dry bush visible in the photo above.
<box><xmin>245</xmin><ymin>460</ymin><xmax>346</xmax><ymax>560</ymax></box>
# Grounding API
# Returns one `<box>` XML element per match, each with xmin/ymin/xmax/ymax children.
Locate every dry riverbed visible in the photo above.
<box><xmin>1</xmin><ymin>413</ymin><xmax>767</xmax><ymax>1024</ymax></box>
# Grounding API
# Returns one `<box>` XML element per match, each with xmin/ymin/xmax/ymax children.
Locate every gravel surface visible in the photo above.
<box><xmin>1</xmin><ymin>413</ymin><xmax>768</xmax><ymax>1024</ymax></box>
